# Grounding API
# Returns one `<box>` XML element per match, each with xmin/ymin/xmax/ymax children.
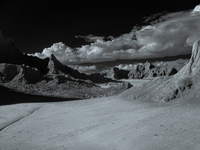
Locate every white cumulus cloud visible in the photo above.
<box><xmin>30</xmin><ymin>5</ymin><xmax>200</xmax><ymax>65</ymax></box>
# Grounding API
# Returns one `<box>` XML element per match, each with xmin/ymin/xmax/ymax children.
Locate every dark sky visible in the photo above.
<box><xmin>0</xmin><ymin>1</ymin><xmax>199</xmax><ymax>53</ymax></box>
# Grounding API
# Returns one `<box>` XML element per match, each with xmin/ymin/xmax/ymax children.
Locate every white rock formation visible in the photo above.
<box><xmin>192</xmin><ymin>4</ymin><xmax>200</xmax><ymax>13</ymax></box>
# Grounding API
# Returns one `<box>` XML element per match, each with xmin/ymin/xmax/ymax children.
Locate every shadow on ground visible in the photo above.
<box><xmin>0</xmin><ymin>85</ymin><xmax>81</xmax><ymax>106</ymax></box>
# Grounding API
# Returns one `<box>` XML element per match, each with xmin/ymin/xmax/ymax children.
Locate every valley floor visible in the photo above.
<box><xmin>0</xmin><ymin>84</ymin><xmax>200</xmax><ymax>150</ymax></box>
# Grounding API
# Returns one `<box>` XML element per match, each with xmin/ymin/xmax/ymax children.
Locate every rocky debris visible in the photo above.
<box><xmin>121</xmin><ymin>38</ymin><xmax>200</xmax><ymax>102</ymax></box>
<box><xmin>0</xmin><ymin>64</ymin><xmax>42</xmax><ymax>84</ymax></box>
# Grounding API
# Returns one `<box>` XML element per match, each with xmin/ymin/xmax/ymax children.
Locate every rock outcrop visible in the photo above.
<box><xmin>127</xmin><ymin>62</ymin><xmax>153</xmax><ymax>79</ymax></box>
<box><xmin>104</xmin><ymin>62</ymin><xmax>178</xmax><ymax>80</ymax></box>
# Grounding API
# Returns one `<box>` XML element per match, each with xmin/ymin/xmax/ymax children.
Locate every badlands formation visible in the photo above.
<box><xmin>0</xmin><ymin>33</ymin><xmax>133</xmax><ymax>100</ymax></box>
<box><xmin>0</xmin><ymin>33</ymin><xmax>181</xmax><ymax>101</ymax></box>
<box><xmin>1</xmin><ymin>37</ymin><xmax>200</xmax><ymax>149</ymax></box>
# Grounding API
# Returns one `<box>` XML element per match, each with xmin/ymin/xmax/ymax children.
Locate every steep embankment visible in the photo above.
<box><xmin>121</xmin><ymin>38</ymin><xmax>200</xmax><ymax>102</ymax></box>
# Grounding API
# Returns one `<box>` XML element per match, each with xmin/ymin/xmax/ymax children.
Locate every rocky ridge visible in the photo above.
<box><xmin>103</xmin><ymin>62</ymin><xmax>178</xmax><ymax>80</ymax></box>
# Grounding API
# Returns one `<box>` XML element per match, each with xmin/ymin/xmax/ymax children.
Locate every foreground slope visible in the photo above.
<box><xmin>1</xmin><ymin>95</ymin><xmax>200</xmax><ymax>150</ymax></box>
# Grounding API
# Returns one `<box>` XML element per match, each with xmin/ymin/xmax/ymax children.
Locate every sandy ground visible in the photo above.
<box><xmin>1</xmin><ymin>88</ymin><xmax>200</xmax><ymax>150</ymax></box>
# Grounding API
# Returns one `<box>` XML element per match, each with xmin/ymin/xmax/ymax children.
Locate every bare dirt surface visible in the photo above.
<box><xmin>0</xmin><ymin>88</ymin><xmax>200</xmax><ymax>150</ymax></box>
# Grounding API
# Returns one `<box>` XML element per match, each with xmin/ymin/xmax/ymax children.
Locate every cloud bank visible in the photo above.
<box><xmin>31</xmin><ymin>5</ymin><xmax>200</xmax><ymax>65</ymax></box>
<box><xmin>68</xmin><ymin>65</ymin><xmax>97</xmax><ymax>73</ymax></box>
